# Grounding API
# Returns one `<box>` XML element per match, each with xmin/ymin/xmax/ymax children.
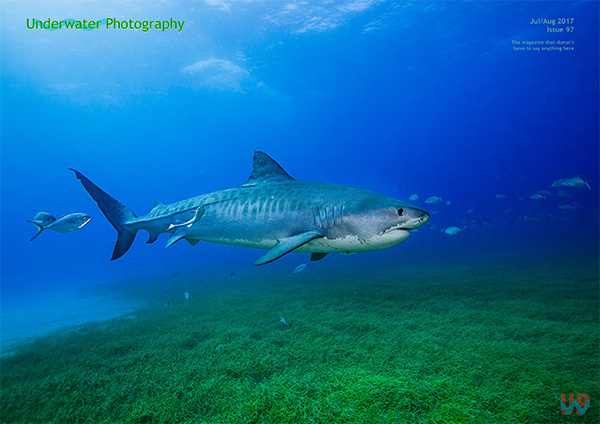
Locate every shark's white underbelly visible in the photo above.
<box><xmin>196</xmin><ymin>229</ymin><xmax>411</xmax><ymax>253</ymax></box>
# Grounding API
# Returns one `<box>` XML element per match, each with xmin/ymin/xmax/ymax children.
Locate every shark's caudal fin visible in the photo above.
<box><xmin>27</xmin><ymin>221</ymin><xmax>44</xmax><ymax>241</ymax></box>
<box><xmin>70</xmin><ymin>169</ymin><xmax>137</xmax><ymax>260</ymax></box>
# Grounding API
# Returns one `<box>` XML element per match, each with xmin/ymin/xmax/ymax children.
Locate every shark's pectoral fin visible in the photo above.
<box><xmin>310</xmin><ymin>252</ymin><xmax>328</xmax><ymax>262</ymax></box>
<box><xmin>254</xmin><ymin>231</ymin><xmax>324</xmax><ymax>266</ymax></box>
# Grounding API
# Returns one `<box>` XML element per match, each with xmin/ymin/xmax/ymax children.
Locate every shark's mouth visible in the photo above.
<box><xmin>383</xmin><ymin>227</ymin><xmax>411</xmax><ymax>235</ymax></box>
<box><xmin>394</xmin><ymin>214</ymin><xmax>430</xmax><ymax>231</ymax></box>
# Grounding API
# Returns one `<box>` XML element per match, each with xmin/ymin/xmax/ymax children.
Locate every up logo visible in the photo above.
<box><xmin>560</xmin><ymin>393</ymin><xmax>590</xmax><ymax>415</ymax></box>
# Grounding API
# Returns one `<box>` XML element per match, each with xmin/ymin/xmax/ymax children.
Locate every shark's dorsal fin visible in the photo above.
<box><xmin>153</xmin><ymin>201</ymin><xmax>163</xmax><ymax>208</ymax></box>
<box><xmin>243</xmin><ymin>151</ymin><xmax>293</xmax><ymax>186</ymax></box>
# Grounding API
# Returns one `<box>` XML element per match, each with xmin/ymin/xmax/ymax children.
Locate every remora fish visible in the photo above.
<box><xmin>27</xmin><ymin>212</ymin><xmax>90</xmax><ymax>241</ymax></box>
<box><xmin>71</xmin><ymin>152</ymin><xmax>430</xmax><ymax>265</ymax></box>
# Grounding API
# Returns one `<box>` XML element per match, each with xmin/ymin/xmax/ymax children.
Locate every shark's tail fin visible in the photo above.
<box><xmin>27</xmin><ymin>220</ymin><xmax>44</xmax><ymax>241</ymax></box>
<box><xmin>70</xmin><ymin>169</ymin><xmax>137</xmax><ymax>260</ymax></box>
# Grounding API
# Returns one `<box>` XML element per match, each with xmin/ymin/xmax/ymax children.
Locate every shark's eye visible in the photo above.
<box><xmin>398</xmin><ymin>209</ymin><xmax>405</xmax><ymax>216</ymax></box>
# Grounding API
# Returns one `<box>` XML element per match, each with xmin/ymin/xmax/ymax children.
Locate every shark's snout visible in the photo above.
<box><xmin>417</xmin><ymin>211</ymin><xmax>431</xmax><ymax>227</ymax></box>
<box><xmin>398</xmin><ymin>208</ymin><xmax>430</xmax><ymax>231</ymax></box>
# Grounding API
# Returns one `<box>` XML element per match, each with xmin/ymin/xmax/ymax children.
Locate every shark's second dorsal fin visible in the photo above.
<box><xmin>153</xmin><ymin>201</ymin><xmax>163</xmax><ymax>208</ymax></box>
<box><xmin>243</xmin><ymin>151</ymin><xmax>293</xmax><ymax>186</ymax></box>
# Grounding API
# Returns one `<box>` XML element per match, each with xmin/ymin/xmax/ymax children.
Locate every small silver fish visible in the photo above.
<box><xmin>425</xmin><ymin>196</ymin><xmax>442</xmax><ymax>204</ymax></box>
<box><xmin>293</xmin><ymin>263</ymin><xmax>307</xmax><ymax>274</ymax></box>
<box><xmin>537</xmin><ymin>190</ymin><xmax>551</xmax><ymax>195</ymax></box>
<box><xmin>184</xmin><ymin>292</ymin><xmax>190</xmax><ymax>301</ymax></box>
<box><xmin>27</xmin><ymin>212</ymin><xmax>91</xmax><ymax>241</ymax></box>
<box><xmin>408</xmin><ymin>194</ymin><xmax>420</xmax><ymax>201</ymax></box>
<box><xmin>558</xmin><ymin>204</ymin><xmax>575</xmax><ymax>210</ymax></box>
<box><xmin>444</xmin><ymin>226</ymin><xmax>466</xmax><ymax>236</ymax></box>
<box><xmin>552</xmin><ymin>176</ymin><xmax>591</xmax><ymax>190</ymax></box>
<box><xmin>530</xmin><ymin>194</ymin><xmax>545</xmax><ymax>200</ymax></box>
<box><xmin>280</xmin><ymin>316</ymin><xmax>289</xmax><ymax>326</ymax></box>
<box><xmin>495</xmin><ymin>194</ymin><xmax>507</xmax><ymax>199</ymax></box>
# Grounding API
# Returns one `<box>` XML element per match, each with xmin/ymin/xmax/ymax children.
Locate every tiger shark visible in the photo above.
<box><xmin>71</xmin><ymin>152</ymin><xmax>430</xmax><ymax>265</ymax></box>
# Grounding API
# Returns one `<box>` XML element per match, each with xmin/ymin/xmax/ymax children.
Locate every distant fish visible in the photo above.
<box><xmin>552</xmin><ymin>176</ymin><xmax>591</xmax><ymax>190</ymax></box>
<box><xmin>518</xmin><ymin>197</ymin><xmax>527</xmax><ymax>201</ymax></box>
<box><xmin>280</xmin><ymin>316</ymin><xmax>289</xmax><ymax>326</ymax></box>
<box><xmin>229</xmin><ymin>271</ymin><xmax>236</xmax><ymax>278</ymax></box>
<box><xmin>503</xmin><ymin>209</ymin><xmax>515</xmax><ymax>214</ymax></box>
<box><xmin>408</xmin><ymin>194</ymin><xmax>420</xmax><ymax>201</ymax></box>
<box><xmin>170</xmin><ymin>271</ymin><xmax>182</xmax><ymax>278</ymax></box>
<box><xmin>184</xmin><ymin>292</ymin><xmax>190</xmax><ymax>301</ymax></box>
<box><xmin>558</xmin><ymin>204</ymin><xmax>576</xmax><ymax>210</ymax></box>
<box><xmin>467</xmin><ymin>209</ymin><xmax>475</xmax><ymax>214</ymax></box>
<box><xmin>537</xmin><ymin>190</ymin><xmax>551</xmax><ymax>195</ymax></box>
<box><xmin>27</xmin><ymin>212</ymin><xmax>90</xmax><ymax>241</ymax></box>
<box><xmin>445</xmin><ymin>201</ymin><xmax>451</xmax><ymax>205</ymax></box>
<box><xmin>293</xmin><ymin>263</ymin><xmax>307</xmax><ymax>274</ymax></box>
<box><xmin>556</xmin><ymin>191</ymin><xmax>570</xmax><ymax>198</ymax></box>
<box><xmin>530</xmin><ymin>194</ymin><xmax>545</xmax><ymax>200</ymax></box>
<box><xmin>444</xmin><ymin>226</ymin><xmax>466</xmax><ymax>236</ymax></box>
<box><xmin>523</xmin><ymin>216</ymin><xmax>539</xmax><ymax>222</ymax></box>
<box><xmin>165</xmin><ymin>301</ymin><xmax>170</xmax><ymax>307</ymax></box>
<box><xmin>495</xmin><ymin>194</ymin><xmax>507</xmax><ymax>199</ymax></box>
<box><xmin>425</xmin><ymin>196</ymin><xmax>442</xmax><ymax>204</ymax></box>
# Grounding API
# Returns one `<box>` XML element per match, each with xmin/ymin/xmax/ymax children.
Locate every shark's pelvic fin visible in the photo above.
<box><xmin>165</xmin><ymin>231</ymin><xmax>199</xmax><ymax>248</ymax></box>
<box><xmin>254</xmin><ymin>231</ymin><xmax>324</xmax><ymax>266</ymax></box>
<box><xmin>243</xmin><ymin>151</ymin><xmax>294</xmax><ymax>187</ymax></box>
<box><xmin>310</xmin><ymin>252</ymin><xmax>328</xmax><ymax>261</ymax></box>
<box><xmin>70</xmin><ymin>169</ymin><xmax>137</xmax><ymax>261</ymax></box>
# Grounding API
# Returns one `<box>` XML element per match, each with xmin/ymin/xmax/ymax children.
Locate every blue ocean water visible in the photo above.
<box><xmin>1</xmin><ymin>1</ymin><xmax>598</xmax><ymax>349</ymax></box>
